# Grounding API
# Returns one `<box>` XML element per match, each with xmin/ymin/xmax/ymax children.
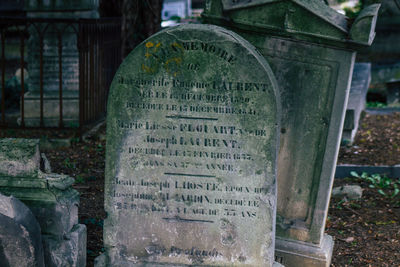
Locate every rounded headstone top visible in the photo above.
<box><xmin>111</xmin><ymin>24</ymin><xmax>280</xmax><ymax>104</ymax></box>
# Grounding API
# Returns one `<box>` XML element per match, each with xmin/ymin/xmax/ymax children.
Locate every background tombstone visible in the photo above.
<box><xmin>98</xmin><ymin>24</ymin><xmax>281</xmax><ymax>266</ymax></box>
<box><xmin>342</xmin><ymin>63</ymin><xmax>371</xmax><ymax>144</ymax></box>
<box><xmin>203</xmin><ymin>1</ymin><xmax>379</xmax><ymax>266</ymax></box>
<box><xmin>23</xmin><ymin>0</ymin><xmax>99</xmax><ymax>127</ymax></box>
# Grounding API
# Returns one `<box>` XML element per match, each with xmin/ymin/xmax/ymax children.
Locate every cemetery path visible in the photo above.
<box><xmin>36</xmin><ymin>112</ymin><xmax>400</xmax><ymax>266</ymax></box>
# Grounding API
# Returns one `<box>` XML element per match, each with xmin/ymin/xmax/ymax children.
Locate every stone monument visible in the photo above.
<box><xmin>203</xmin><ymin>1</ymin><xmax>380</xmax><ymax>266</ymax></box>
<box><xmin>24</xmin><ymin>0</ymin><xmax>99</xmax><ymax>127</ymax></box>
<box><xmin>97</xmin><ymin>24</ymin><xmax>282</xmax><ymax>266</ymax></box>
<box><xmin>0</xmin><ymin>138</ymin><xmax>86</xmax><ymax>266</ymax></box>
<box><xmin>342</xmin><ymin>63</ymin><xmax>371</xmax><ymax>144</ymax></box>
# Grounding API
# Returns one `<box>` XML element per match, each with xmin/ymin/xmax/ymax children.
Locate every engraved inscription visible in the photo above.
<box><xmin>111</xmin><ymin>71</ymin><xmax>272</xmax><ymax>224</ymax></box>
<box><xmin>104</xmin><ymin>28</ymin><xmax>279</xmax><ymax>266</ymax></box>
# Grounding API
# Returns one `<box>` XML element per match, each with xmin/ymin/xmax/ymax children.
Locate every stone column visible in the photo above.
<box><xmin>24</xmin><ymin>0</ymin><xmax>99</xmax><ymax>127</ymax></box>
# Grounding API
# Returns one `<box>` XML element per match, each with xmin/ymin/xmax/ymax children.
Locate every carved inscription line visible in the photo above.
<box><xmin>166</xmin><ymin>115</ymin><xmax>218</xmax><ymax>121</ymax></box>
<box><xmin>117</xmin><ymin>77</ymin><xmax>269</xmax><ymax>93</ymax></box>
<box><xmin>162</xmin><ymin>216</ymin><xmax>214</xmax><ymax>223</ymax></box>
<box><xmin>164</xmin><ymin>172</ymin><xmax>215</xmax><ymax>178</ymax></box>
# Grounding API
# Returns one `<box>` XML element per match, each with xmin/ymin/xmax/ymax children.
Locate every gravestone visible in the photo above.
<box><xmin>342</xmin><ymin>63</ymin><xmax>371</xmax><ymax>144</ymax></box>
<box><xmin>203</xmin><ymin>1</ymin><xmax>380</xmax><ymax>266</ymax></box>
<box><xmin>98</xmin><ymin>24</ymin><xmax>281</xmax><ymax>266</ymax></box>
<box><xmin>24</xmin><ymin>0</ymin><xmax>99</xmax><ymax>127</ymax></box>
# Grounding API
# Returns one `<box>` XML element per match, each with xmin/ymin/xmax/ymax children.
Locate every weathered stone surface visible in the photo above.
<box><xmin>332</xmin><ymin>185</ymin><xmax>363</xmax><ymax>200</ymax></box>
<box><xmin>0</xmin><ymin>193</ymin><xmax>45</xmax><ymax>267</ymax></box>
<box><xmin>0</xmin><ymin>138</ymin><xmax>40</xmax><ymax>178</ymax></box>
<box><xmin>101</xmin><ymin>24</ymin><xmax>281</xmax><ymax>266</ymax></box>
<box><xmin>42</xmin><ymin>224</ymin><xmax>87</xmax><ymax>267</ymax></box>
<box><xmin>203</xmin><ymin>1</ymin><xmax>379</xmax><ymax>266</ymax></box>
<box><xmin>342</xmin><ymin>63</ymin><xmax>371</xmax><ymax>144</ymax></box>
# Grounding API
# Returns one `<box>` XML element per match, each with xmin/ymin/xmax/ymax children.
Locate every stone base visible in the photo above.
<box><xmin>95</xmin><ymin>254</ymin><xmax>283</xmax><ymax>267</ymax></box>
<box><xmin>274</xmin><ymin>235</ymin><xmax>333</xmax><ymax>267</ymax></box>
<box><xmin>42</xmin><ymin>224</ymin><xmax>87</xmax><ymax>267</ymax></box>
<box><xmin>22</xmin><ymin>91</ymin><xmax>79</xmax><ymax>127</ymax></box>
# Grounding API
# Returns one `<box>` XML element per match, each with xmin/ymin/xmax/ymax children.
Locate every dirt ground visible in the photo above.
<box><xmin>338</xmin><ymin>112</ymin><xmax>400</xmax><ymax>166</ymax></box>
<box><xmin>32</xmin><ymin>112</ymin><xmax>400</xmax><ymax>266</ymax></box>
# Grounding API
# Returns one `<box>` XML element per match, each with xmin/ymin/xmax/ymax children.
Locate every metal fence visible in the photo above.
<box><xmin>0</xmin><ymin>17</ymin><xmax>121</xmax><ymax>135</ymax></box>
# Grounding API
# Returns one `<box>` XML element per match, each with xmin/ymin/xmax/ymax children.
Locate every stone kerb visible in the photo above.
<box><xmin>99</xmin><ymin>24</ymin><xmax>281</xmax><ymax>266</ymax></box>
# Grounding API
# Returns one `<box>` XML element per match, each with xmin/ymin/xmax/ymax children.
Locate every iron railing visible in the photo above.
<box><xmin>0</xmin><ymin>17</ymin><xmax>121</xmax><ymax>135</ymax></box>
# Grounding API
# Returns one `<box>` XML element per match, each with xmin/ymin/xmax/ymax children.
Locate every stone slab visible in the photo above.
<box><xmin>101</xmin><ymin>24</ymin><xmax>281</xmax><ymax>266</ymax></box>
